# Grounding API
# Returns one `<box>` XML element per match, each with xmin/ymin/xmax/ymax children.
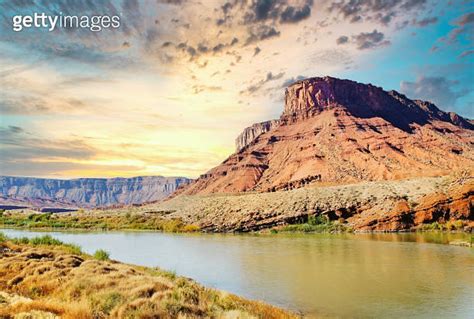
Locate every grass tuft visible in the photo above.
<box><xmin>93</xmin><ymin>249</ymin><xmax>110</xmax><ymax>261</ymax></box>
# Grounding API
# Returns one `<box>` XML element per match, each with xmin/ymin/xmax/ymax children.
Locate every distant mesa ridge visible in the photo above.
<box><xmin>0</xmin><ymin>176</ymin><xmax>192</xmax><ymax>208</ymax></box>
<box><xmin>183</xmin><ymin>76</ymin><xmax>473</xmax><ymax>195</ymax></box>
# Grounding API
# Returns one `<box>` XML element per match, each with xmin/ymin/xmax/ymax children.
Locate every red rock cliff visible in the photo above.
<box><xmin>179</xmin><ymin>77</ymin><xmax>474</xmax><ymax>195</ymax></box>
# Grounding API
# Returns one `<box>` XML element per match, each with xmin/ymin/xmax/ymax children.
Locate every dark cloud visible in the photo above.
<box><xmin>212</xmin><ymin>43</ymin><xmax>225</xmax><ymax>53</ymax></box>
<box><xmin>214</xmin><ymin>0</ymin><xmax>312</xmax><ymax>49</ymax></box>
<box><xmin>413</xmin><ymin>17</ymin><xmax>438</xmax><ymax>27</ymax></box>
<box><xmin>254</xmin><ymin>46</ymin><xmax>261</xmax><ymax>56</ymax></box>
<box><xmin>456</xmin><ymin>12</ymin><xmax>474</xmax><ymax>26</ymax></box>
<box><xmin>245</xmin><ymin>25</ymin><xmax>280</xmax><ymax>45</ymax></box>
<box><xmin>197</xmin><ymin>43</ymin><xmax>209</xmax><ymax>53</ymax></box>
<box><xmin>352</xmin><ymin>30</ymin><xmax>390</xmax><ymax>50</ymax></box>
<box><xmin>241</xmin><ymin>71</ymin><xmax>285</xmax><ymax>95</ymax></box>
<box><xmin>246</xmin><ymin>0</ymin><xmax>313</xmax><ymax>24</ymax></box>
<box><xmin>400</xmin><ymin>76</ymin><xmax>470</xmax><ymax>112</ymax></box>
<box><xmin>400</xmin><ymin>0</ymin><xmax>427</xmax><ymax>10</ymax></box>
<box><xmin>253</xmin><ymin>0</ymin><xmax>278</xmax><ymax>21</ymax></box>
<box><xmin>280</xmin><ymin>1</ymin><xmax>312</xmax><ymax>23</ymax></box>
<box><xmin>328</xmin><ymin>0</ymin><xmax>427</xmax><ymax>26</ymax></box>
<box><xmin>336</xmin><ymin>35</ymin><xmax>349</xmax><ymax>45</ymax></box>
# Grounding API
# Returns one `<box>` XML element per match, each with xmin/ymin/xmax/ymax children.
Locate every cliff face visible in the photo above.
<box><xmin>0</xmin><ymin>176</ymin><xmax>192</xmax><ymax>208</ymax></box>
<box><xmin>179</xmin><ymin>76</ymin><xmax>474</xmax><ymax>195</ymax></box>
<box><xmin>282</xmin><ymin>77</ymin><xmax>473</xmax><ymax>131</ymax></box>
<box><xmin>235</xmin><ymin>120</ymin><xmax>280</xmax><ymax>151</ymax></box>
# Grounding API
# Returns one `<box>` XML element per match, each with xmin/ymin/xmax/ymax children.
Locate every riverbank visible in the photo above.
<box><xmin>1</xmin><ymin>208</ymin><xmax>472</xmax><ymax>238</ymax></box>
<box><xmin>0</xmin><ymin>233</ymin><xmax>296</xmax><ymax>319</ymax></box>
<box><xmin>0</xmin><ymin>210</ymin><xmax>201</xmax><ymax>233</ymax></box>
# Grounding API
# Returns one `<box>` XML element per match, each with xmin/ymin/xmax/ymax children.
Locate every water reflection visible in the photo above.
<box><xmin>1</xmin><ymin>229</ymin><xmax>472</xmax><ymax>318</ymax></box>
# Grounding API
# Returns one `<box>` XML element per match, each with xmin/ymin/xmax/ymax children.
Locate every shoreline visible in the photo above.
<box><xmin>1</xmin><ymin>227</ymin><xmax>472</xmax><ymax>249</ymax></box>
<box><xmin>0</xmin><ymin>234</ymin><xmax>297</xmax><ymax>318</ymax></box>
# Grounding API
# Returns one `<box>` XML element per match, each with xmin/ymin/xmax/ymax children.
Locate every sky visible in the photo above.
<box><xmin>0</xmin><ymin>0</ymin><xmax>472</xmax><ymax>179</ymax></box>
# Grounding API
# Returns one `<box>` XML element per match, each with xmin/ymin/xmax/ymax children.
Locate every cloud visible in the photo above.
<box><xmin>400</xmin><ymin>76</ymin><xmax>470</xmax><ymax>112</ymax></box>
<box><xmin>254</xmin><ymin>46</ymin><xmax>262</xmax><ymax>56</ymax></box>
<box><xmin>241</xmin><ymin>71</ymin><xmax>285</xmax><ymax>95</ymax></box>
<box><xmin>280</xmin><ymin>2</ymin><xmax>313</xmax><ymax>23</ymax></box>
<box><xmin>352</xmin><ymin>30</ymin><xmax>390</xmax><ymax>50</ymax></box>
<box><xmin>413</xmin><ymin>16</ymin><xmax>438</xmax><ymax>27</ymax></box>
<box><xmin>439</xmin><ymin>12</ymin><xmax>474</xmax><ymax>44</ymax></box>
<box><xmin>456</xmin><ymin>12</ymin><xmax>474</xmax><ymax>26</ymax></box>
<box><xmin>336</xmin><ymin>35</ymin><xmax>349</xmax><ymax>45</ymax></box>
<box><xmin>281</xmin><ymin>75</ymin><xmax>306</xmax><ymax>87</ymax></box>
<box><xmin>459</xmin><ymin>50</ymin><xmax>474</xmax><ymax>58</ymax></box>
<box><xmin>0</xmin><ymin>128</ymin><xmax>97</xmax><ymax>161</ymax></box>
<box><xmin>192</xmin><ymin>85</ymin><xmax>223</xmax><ymax>94</ymax></box>
<box><xmin>328</xmin><ymin>0</ymin><xmax>427</xmax><ymax>25</ymax></box>
<box><xmin>243</xmin><ymin>0</ymin><xmax>313</xmax><ymax>24</ymax></box>
<box><xmin>245</xmin><ymin>25</ymin><xmax>281</xmax><ymax>45</ymax></box>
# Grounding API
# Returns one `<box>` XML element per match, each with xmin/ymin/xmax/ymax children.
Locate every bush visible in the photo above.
<box><xmin>94</xmin><ymin>249</ymin><xmax>110</xmax><ymax>261</ymax></box>
<box><xmin>182</xmin><ymin>224</ymin><xmax>200</xmax><ymax>232</ymax></box>
<box><xmin>28</xmin><ymin>213</ymin><xmax>52</xmax><ymax>223</ymax></box>
<box><xmin>308</xmin><ymin>214</ymin><xmax>328</xmax><ymax>225</ymax></box>
<box><xmin>30</xmin><ymin>235</ymin><xmax>62</xmax><ymax>246</ymax></box>
<box><xmin>161</xmin><ymin>219</ymin><xmax>184</xmax><ymax>232</ymax></box>
<box><xmin>65</xmin><ymin>244</ymin><xmax>83</xmax><ymax>255</ymax></box>
<box><xmin>12</xmin><ymin>237</ymin><xmax>30</xmax><ymax>244</ymax></box>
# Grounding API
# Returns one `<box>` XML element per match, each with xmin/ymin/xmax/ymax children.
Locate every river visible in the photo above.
<box><xmin>2</xmin><ymin>229</ymin><xmax>472</xmax><ymax>318</ymax></box>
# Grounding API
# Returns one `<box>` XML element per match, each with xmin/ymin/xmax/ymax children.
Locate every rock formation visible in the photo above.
<box><xmin>235</xmin><ymin>119</ymin><xmax>280</xmax><ymax>151</ymax></box>
<box><xmin>0</xmin><ymin>176</ymin><xmax>192</xmax><ymax>208</ymax></box>
<box><xmin>180</xmin><ymin>76</ymin><xmax>474</xmax><ymax>195</ymax></box>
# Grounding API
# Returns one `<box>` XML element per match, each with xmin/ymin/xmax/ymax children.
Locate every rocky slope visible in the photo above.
<box><xmin>138</xmin><ymin>174</ymin><xmax>473</xmax><ymax>232</ymax></box>
<box><xmin>181</xmin><ymin>76</ymin><xmax>474</xmax><ymax>195</ymax></box>
<box><xmin>235</xmin><ymin>119</ymin><xmax>280</xmax><ymax>151</ymax></box>
<box><xmin>0</xmin><ymin>176</ymin><xmax>191</xmax><ymax>208</ymax></box>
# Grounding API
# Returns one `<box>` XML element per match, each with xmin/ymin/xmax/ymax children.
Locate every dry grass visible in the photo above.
<box><xmin>0</xmin><ymin>211</ymin><xmax>201</xmax><ymax>233</ymax></box>
<box><xmin>0</xmin><ymin>239</ymin><xmax>297</xmax><ymax>319</ymax></box>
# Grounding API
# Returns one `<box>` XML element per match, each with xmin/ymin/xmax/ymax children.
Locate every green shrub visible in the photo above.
<box><xmin>65</xmin><ymin>244</ymin><xmax>83</xmax><ymax>255</ymax></box>
<box><xmin>12</xmin><ymin>237</ymin><xmax>30</xmax><ymax>244</ymax></box>
<box><xmin>28</xmin><ymin>213</ymin><xmax>52</xmax><ymax>223</ymax></box>
<box><xmin>308</xmin><ymin>214</ymin><xmax>328</xmax><ymax>225</ymax></box>
<box><xmin>93</xmin><ymin>249</ymin><xmax>110</xmax><ymax>261</ymax></box>
<box><xmin>30</xmin><ymin>235</ymin><xmax>62</xmax><ymax>246</ymax></box>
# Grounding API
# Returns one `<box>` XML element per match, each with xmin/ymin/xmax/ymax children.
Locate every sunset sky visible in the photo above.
<box><xmin>0</xmin><ymin>0</ymin><xmax>473</xmax><ymax>179</ymax></box>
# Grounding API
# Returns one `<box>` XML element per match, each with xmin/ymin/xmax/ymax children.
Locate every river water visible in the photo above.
<box><xmin>2</xmin><ymin>229</ymin><xmax>472</xmax><ymax>318</ymax></box>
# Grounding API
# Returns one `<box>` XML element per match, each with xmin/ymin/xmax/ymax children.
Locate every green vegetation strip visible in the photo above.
<box><xmin>276</xmin><ymin>215</ymin><xmax>352</xmax><ymax>233</ymax></box>
<box><xmin>0</xmin><ymin>210</ymin><xmax>200</xmax><ymax>233</ymax></box>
